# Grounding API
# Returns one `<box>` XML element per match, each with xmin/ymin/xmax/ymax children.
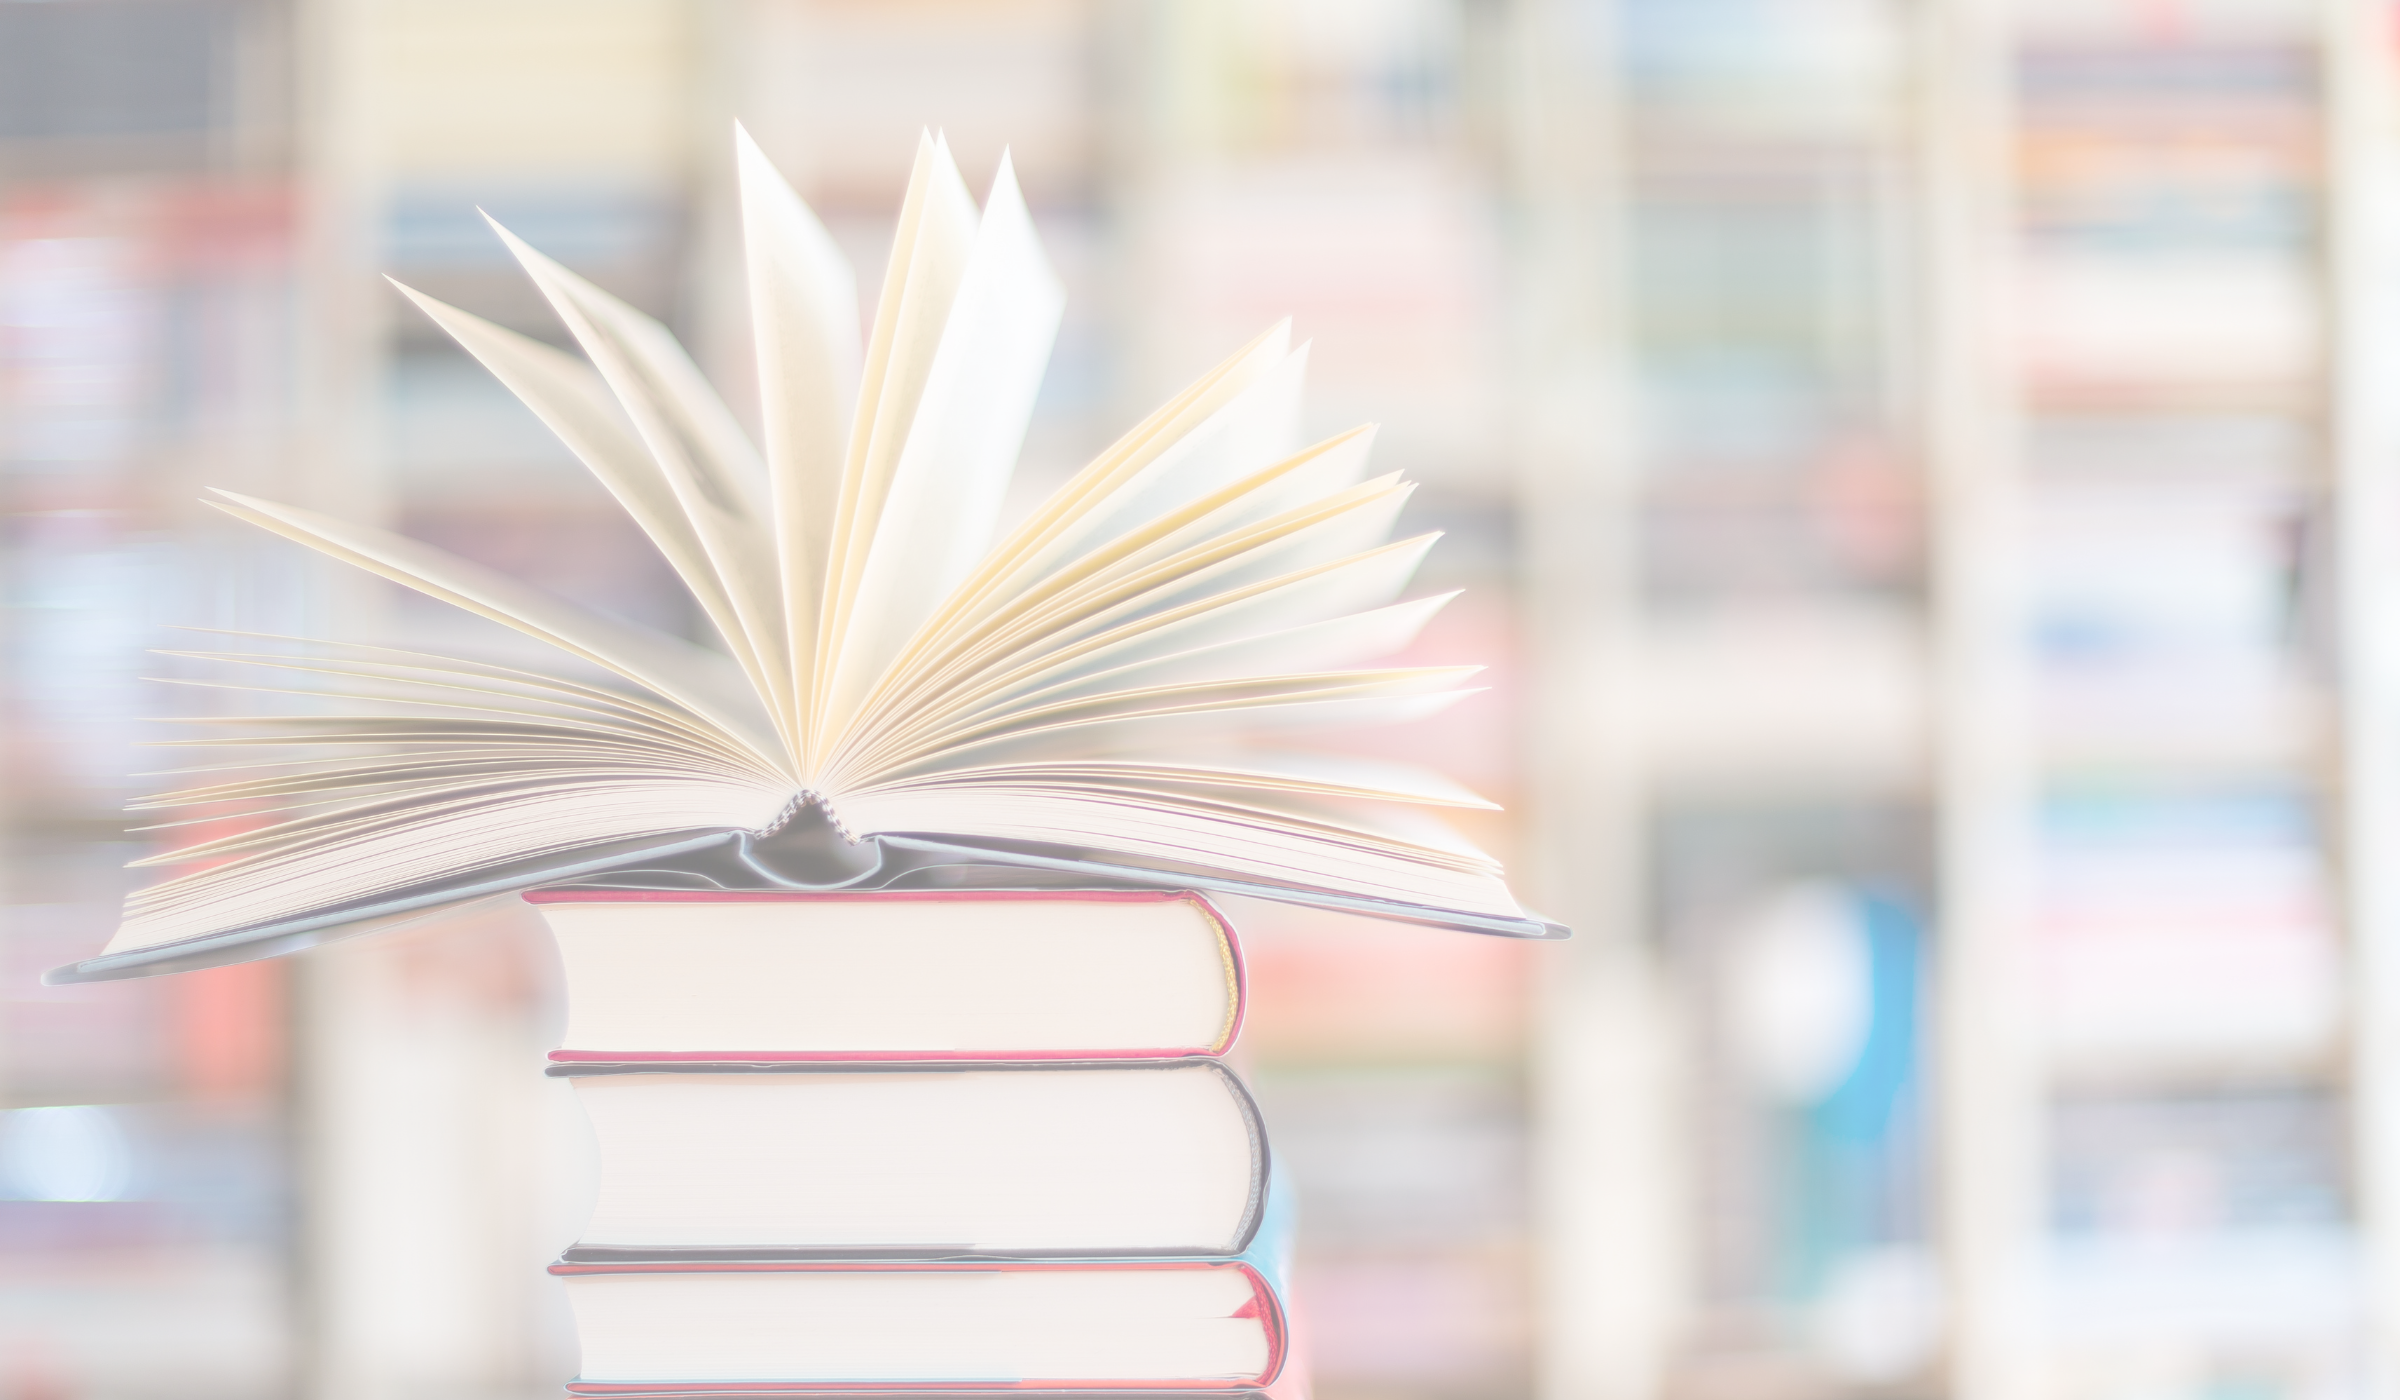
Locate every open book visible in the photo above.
<box><xmin>56</xmin><ymin>128</ymin><xmax>1559</xmax><ymax>984</ymax></box>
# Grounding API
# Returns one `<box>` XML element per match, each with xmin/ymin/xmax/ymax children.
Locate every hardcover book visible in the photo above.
<box><xmin>54</xmin><ymin>125</ymin><xmax>1556</xmax><ymax>985</ymax></box>
<box><xmin>531</xmin><ymin>890</ymin><xmax>1245</xmax><ymax>1063</ymax></box>
<box><xmin>551</xmin><ymin>1169</ymin><xmax>1300</xmax><ymax>1392</ymax></box>
<box><xmin>556</xmin><ymin>1058</ymin><xmax>1270</xmax><ymax>1259</ymax></box>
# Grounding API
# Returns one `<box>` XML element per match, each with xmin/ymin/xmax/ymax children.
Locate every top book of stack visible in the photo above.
<box><xmin>537</xmin><ymin>888</ymin><xmax>1243</xmax><ymax>1063</ymax></box>
<box><xmin>54</xmin><ymin>125</ymin><xmax>1560</xmax><ymax>986</ymax></box>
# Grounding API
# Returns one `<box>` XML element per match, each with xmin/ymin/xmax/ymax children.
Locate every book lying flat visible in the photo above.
<box><xmin>59</xmin><ymin>126</ymin><xmax>1562</xmax><ymax>985</ymax></box>
<box><xmin>533</xmin><ymin>890</ymin><xmax>1243</xmax><ymax>1063</ymax></box>
<box><xmin>538</xmin><ymin>890</ymin><xmax>1269</xmax><ymax>1255</ymax></box>
<box><xmin>553</xmin><ymin>1172</ymin><xmax>1296</xmax><ymax>1392</ymax></box>
<box><xmin>556</xmin><ymin>1059</ymin><xmax>1267</xmax><ymax>1259</ymax></box>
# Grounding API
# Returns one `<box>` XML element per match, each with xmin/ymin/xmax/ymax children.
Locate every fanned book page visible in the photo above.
<box><xmin>79</xmin><ymin>127</ymin><xmax>1549</xmax><ymax>978</ymax></box>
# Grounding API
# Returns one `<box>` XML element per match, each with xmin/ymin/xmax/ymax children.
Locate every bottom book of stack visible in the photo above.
<box><xmin>555</xmin><ymin>1176</ymin><xmax>1297</xmax><ymax>1396</ymax></box>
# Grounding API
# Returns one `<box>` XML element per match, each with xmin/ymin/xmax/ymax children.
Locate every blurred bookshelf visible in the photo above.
<box><xmin>1536</xmin><ymin>1</ymin><xmax>2392</xmax><ymax>1400</ymax></box>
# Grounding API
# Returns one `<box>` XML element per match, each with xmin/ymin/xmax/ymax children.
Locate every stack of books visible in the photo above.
<box><xmin>532</xmin><ymin>888</ymin><xmax>1298</xmax><ymax>1395</ymax></box>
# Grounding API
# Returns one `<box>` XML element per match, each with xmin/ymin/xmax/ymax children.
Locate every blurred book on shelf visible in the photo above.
<box><xmin>2035</xmin><ymin>790</ymin><xmax>2341</xmax><ymax>1075</ymax></box>
<box><xmin>2029</xmin><ymin>476</ymin><xmax>2317</xmax><ymax>771</ymax></box>
<box><xmin>2046</xmin><ymin>1084</ymin><xmax>2358</xmax><ymax>1390</ymax></box>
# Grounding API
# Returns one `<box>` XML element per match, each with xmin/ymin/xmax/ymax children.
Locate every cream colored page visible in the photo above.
<box><xmin>1008</xmin><ymin>346</ymin><xmax>1310</xmax><ymax>592</ymax></box>
<box><xmin>895</xmin><ymin>535</ymin><xmax>1443</xmax><ymax>731</ymax></box>
<box><xmin>813</xmin><ymin>133</ymin><xmax>980</xmax><ymax>753</ymax></box>
<box><xmin>891</xmin><ymin>772</ymin><xmax>1499</xmax><ymax>862</ymax></box>
<box><xmin>865</xmin><ymin>479</ymin><xmax>1420</xmax><ymax>734</ymax></box>
<box><xmin>903</xmin><ymin>427</ymin><xmax>1381</xmax><ymax>702</ymax></box>
<box><xmin>140</xmin><ymin>667</ymin><xmax>758</xmax><ymax>778</ymax></box>
<box><xmin>113</xmin><ymin>779</ymin><xmax>783</xmax><ymax>953</ymax></box>
<box><xmin>846</xmin><ymin>329</ymin><xmax>1299</xmax><ymax>742</ymax></box>
<box><xmin>126</xmin><ymin>788</ymin><xmax>751</xmax><ymax>890</ymax></box>
<box><xmin>388</xmin><ymin>285</ymin><xmax>764</xmax><ymax>699</ymax></box>
<box><xmin>1055</xmin><ymin>481</ymin><xmax>1419</xmax><ymax>629</ymax></box>
<box><xmin>960</xmin><ymin>751</ymin><xmax>1499</xmax><ymax>808</ymax></box>
<box><xmin>844</xmin><ymin>469</ymin><xmax>1414</xmax><ymax>750</ymax></box>
<box><xmin>137</xmin><ymin>729</ymin><xmax>765</xmax><ymax>861</ymax></box>
<box><xmin>133</xmin><ymin>753</ymin><xmax>684</xmax><ymax>809</ymax></box>
<box><xmin>146</xmin><ymin>741</ymin><xmax>761</xmax><ymax>819</ymax></box>
<box><xmin>214</xmin><ymin>638</ymin><xmax>769</xmax><ymax>753</ymax></box>
<box><xmin>827</xmin><ymin>152</ymin><xmax>1064</xmax><ymax>738</ymax></box>
<box><xmin>896</xmin><ymin>667</ymin><xmax>1482</xmax><ymax>758</ymax></box>
<box><xmin>831</xmin><ymin>786</ymin><xmax>1520</xmax><ymax>918</ymax></box>
<box><xmin>1001</xmin><ymin>322</ymin><xmax>1291</xmax><ymax>553</ymax></box>
<box><xmin>487</xmin><ymin>222</ymin><xmax>796</xmax><ymax>744</ymax></box>
<box><xmin>736</xmin><ymin>125</ymin><xmax>860</xmax><ymax>732</ymax></box>
<box><xmin>1037</xmin><ymin>434</ymin><xmax>1386</xmax><ymax>609</ymax></box>
<box><xmin>155</xmin><ymin>643</ymin><xmax>753</xmax><ymax>750</ymax></box>
<box><xmin>924</xmin><ymin>330</ymin><xmax>1300</xmax><ymax>646</ymax></box>
<box><xmin>867</xmin><ymin>413</ymin><xmax>1365</xmax><ymax>735</ymax></box>
<box><xmin>206</xmin><ymin>492</ymin><xmax>785</xmax><ymax>764</ymax></box>
<box><xmin>130</xmin><ymin>770</ymin><xmax>693</xmax><ymax>851</ymax></box>
<box><xmin>482</xmin><ymin>227</ymin><xmax>772</xmax><ymax>523</ymax></box>
<box><xmin>136</xmin><ymin>690</ymin><xmax>725</xmax><ymax>776</ymax></box>
<box><xmin>836</xmin><ymin>676</ymin><xmax>1479</xmax><ymax>790</ymax></box>
<box><xmin>960</xmin><ymin>591</ymin><xmax>1459</xmax><ymax>718</ymax></box>
<box><xmin>129</xmin><ymin>768</ymin><xmax>781</xmax><ymax>856</ymax></box>
<box><xmin>136</xmin><ymin>750</ymin><xmax>741</xmax><ymax>812</ymax></box>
